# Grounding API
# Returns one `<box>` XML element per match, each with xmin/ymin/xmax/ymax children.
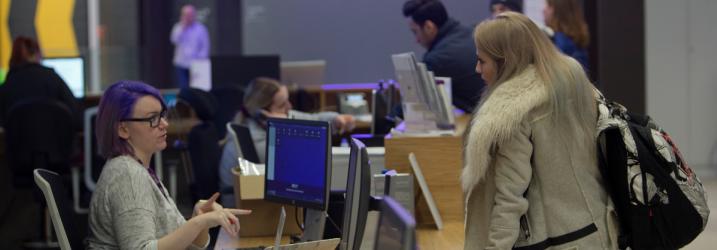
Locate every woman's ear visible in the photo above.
<box><xmin>118</xmin><ymin>122</ymin><xmax>130</xmax><ymax>140</ymax></box>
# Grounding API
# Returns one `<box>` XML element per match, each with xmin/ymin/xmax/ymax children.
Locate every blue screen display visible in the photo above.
<box><xmin>266</xmin><ymin>120</ymin><xmax>328</xmax><ymax>208</ymax></box>
<box><xmin>162</xmin><ymin>93</ymin><xmax>178</xmax><ymax>107</ymax></box>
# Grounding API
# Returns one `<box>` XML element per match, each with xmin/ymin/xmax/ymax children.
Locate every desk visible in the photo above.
<box><xmin>213</xmin><ymin>221</ymin><xmax>465</xmax><ymax>250</ymax></box>
<box><xmin>383</xmin><ymin>115</ymin><xmax>469</xmax><ymax>225</ymax></box>
<box><xmin>384</xmin><ymin>134</ymin><xmax>464</xmax><ymax>224</ymax></box>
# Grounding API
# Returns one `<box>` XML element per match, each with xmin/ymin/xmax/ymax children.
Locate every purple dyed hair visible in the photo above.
<box><xmin>95</xmin><ymin>80</ymin><xmax>166</xmax><ymax>159</ymax></box>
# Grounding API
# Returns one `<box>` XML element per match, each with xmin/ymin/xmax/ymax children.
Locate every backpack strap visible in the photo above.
<box><xmin>594</xmin><ymin>89</ymin><xmax>632</xmax><ymax>250</ymax></box>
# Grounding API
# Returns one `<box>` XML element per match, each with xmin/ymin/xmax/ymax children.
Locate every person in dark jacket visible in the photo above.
<box><xmin>402</xmin><ymin>0</ymin><xmax>485</xmax><ymax>113</ymax></box>
<box><xmin>0</xmin><ymin>36</ymin><xmax>80</xmax><ymax>128</ymax></box>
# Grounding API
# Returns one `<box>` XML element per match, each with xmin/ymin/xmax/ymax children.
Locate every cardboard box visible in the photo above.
<box><xmin>232</xmin><ymin>168</ymin><xmax>303</xmax><ymax>237</ymax></box>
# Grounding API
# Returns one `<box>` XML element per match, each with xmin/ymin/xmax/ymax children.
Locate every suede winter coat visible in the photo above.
<box><xmin>461</xmin><ymin>66</ymin><xmax>619</xmax><ymax>249</ymax></box>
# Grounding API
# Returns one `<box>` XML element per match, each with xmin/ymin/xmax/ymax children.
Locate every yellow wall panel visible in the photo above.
<box><xmin>1</xmin><ymin>0</ymin><xmax>12</xmax><ymax>77</ymax></box>
<box><xmin>35</xmin><ymin>0</ymin><xmax>78</xmax><ymax>58</ymax></box>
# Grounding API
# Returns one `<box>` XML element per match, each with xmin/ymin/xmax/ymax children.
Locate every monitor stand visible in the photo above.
<box><xmin>301</xmin><ymin>208</ymin><xmax>326</xmax><ymax>242</ymax></box>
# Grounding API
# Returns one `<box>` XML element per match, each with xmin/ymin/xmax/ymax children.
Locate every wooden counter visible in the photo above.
<box><xmin>383</xmin><ymin>115</ymin><xmax>469</xmax><ymax>225</ymax></box>
<box><xmin>214</xmin><ymin>220</ymin><xmax>465</xmax><ymax>250</ymax></box>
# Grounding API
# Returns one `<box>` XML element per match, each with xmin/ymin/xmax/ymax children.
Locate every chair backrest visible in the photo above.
<box><xmin>228</xmin><ymin>123</ymin><xmax>261</xmax><ymax>163</ymax></box>
<box><xmin>187</xmin><ymin>122</ymin><xmax>222</xmax><ymax>202</ymax></box>
<box><xmin>210</xmin><ymin>86</ymin><xmax>244</xmax><ymax>139</ymax></box>
<box><xmin>5</xmin><ymin>99</ymin><xmax>75</xmax><ymax>187</ymax></box>
<box><xmin>178</xmin><ymin>87</ymin><xmax>218</xmax><ymax>122</ymax></box>
<box><xmin>83</xmin><ymin>106</ymin><xmax>103</xmax><ymax>191</ymax></box>
<box><xmin>34</xmin><ymin>169</ymin><xmax>83</xmax><ymax>250</ymax></box>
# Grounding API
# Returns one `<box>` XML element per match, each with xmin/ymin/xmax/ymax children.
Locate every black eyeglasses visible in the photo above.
<box><xmin>121</xmin><ymin>109</ymin><xmax>167</xmax><ymax>128</ymax></box>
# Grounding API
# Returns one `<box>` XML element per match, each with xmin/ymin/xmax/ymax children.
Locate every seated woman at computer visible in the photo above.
<box><xmin>218</xmin><ymin>77</ymin><xmax>355</xmax><ymax>207</ymax></box>
<box><xmin>461</xmin><ymin>12</ymin><xmax>618</xmax><ymax>249</ymax></box>
<box><xmin>0</xmin><ymin>36</ymin><xmax>79</xmax><ymax>128</ymax></box>
<box><xmin>87</xmin><ymin>81</ymin><xmax>251</xmax><ymax>250</ymax></box>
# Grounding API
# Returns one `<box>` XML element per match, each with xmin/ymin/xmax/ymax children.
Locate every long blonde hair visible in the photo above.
<box><xmin>474</xmin><ymin>11</ymin><xmax>595</xmax><ymax>141</ymax></box>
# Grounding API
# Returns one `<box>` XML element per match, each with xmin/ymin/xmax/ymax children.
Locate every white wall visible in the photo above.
<box><xmin>646</xmin><ymin>0</ymin><xmax>717</xmax><ymax>176</ymax></box>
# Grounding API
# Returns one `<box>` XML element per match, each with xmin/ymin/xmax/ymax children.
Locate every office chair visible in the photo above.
<box><xmin>177</xmin><ymin>88</ymin><xmax>222</xmax><ymax>248</ymax></box>
<box><xmin>187</xmin><ymin>122</ymin><xmax>222</xmax><ymax>198</ymax></box>
<box><xmin>81</xmin><ymin>106</ymin><xmax>103</xmax><ymax>200</ymax></box>
<box><xmin>83</xmin><ymin>106</ymin><xmax>169</xmax><ymax>204</ymax></box>
<box><xmin>210</xmin><ymin>85</ymin><xmax>244</xmax><ymax>139</ymax></box>
<box><xmin>176</xmin><ymin>88</ymin><xmax>222</xmax><ymax>201</ymax></box>
<box><xmin>227</xmin><ymin>123</ymin><xmax>261</xmax><ymax>164</ymax></box>
<box><xmin>34</xmin><ymin>169</ymin><xmax>84</xmax><ymax>249</ymax></box>
<box><xmin>178</xmin><ymin>88</ymin><xmax>218</xmax><ymax>123</ymax></box>
<box><xmin>5</xmin><ymin>99</ymin><xmax>76</xmax><ymax>248</ymax></box>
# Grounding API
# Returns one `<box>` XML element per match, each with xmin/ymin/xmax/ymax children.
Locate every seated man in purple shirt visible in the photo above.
<box><xmin>171</xmin><ymin>4</ymin><xmax>210</xmax><ymax>89</ymax></box>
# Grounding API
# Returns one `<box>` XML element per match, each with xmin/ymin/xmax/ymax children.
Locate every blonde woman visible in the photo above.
<box><xmin>462</xmin><ymin>12</ymin><xmax>618</xmax><ymax>249</ymax></box>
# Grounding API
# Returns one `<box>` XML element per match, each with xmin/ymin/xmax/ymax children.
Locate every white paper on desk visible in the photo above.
<box><xmin>408</xmin><ymin>152</ymin><xmax>443</xmax><ymax>230</ymax></box>
<box><xmin>189</xmin><ymin>59</ymin><xmax>211</xmax><ymax>91</ymax></box>
<box><xmin>237</xmin><ymin>157</ymin><xmax>265</xmax><ymax>176</ymax></box>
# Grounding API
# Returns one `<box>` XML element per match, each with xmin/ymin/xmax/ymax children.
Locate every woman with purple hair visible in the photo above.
<box><xmin>86</xmin><ymin>81</ymin><xmax>250</xmax><ymax>250</ymax></box>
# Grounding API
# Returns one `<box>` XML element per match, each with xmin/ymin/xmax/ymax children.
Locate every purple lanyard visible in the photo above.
<box><xmin>146</xmin><ymin>166</ymin><xmax>168</xmax><ymax>199</ymax></box>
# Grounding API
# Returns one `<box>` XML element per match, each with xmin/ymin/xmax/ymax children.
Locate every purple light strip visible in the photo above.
<box><xmin>321</xmin><ymin>83</ymin><xmax>381</xmax><ymax>90</ymax></box>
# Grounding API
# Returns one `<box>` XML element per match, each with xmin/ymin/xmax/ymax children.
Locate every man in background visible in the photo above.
<box><xmin>171</xmin><ymin>4</ymin><xmax>210</xmax><ymax>89</ymax></box>
<box><xmin>402</xmin><ymin>0</ymin><xmax>484</xmax><ymax>113</ymax></box>
<box><xmin>490</xmin><ymin>0</ymin><xmax>523</xmax><ymax>16</ymax></box>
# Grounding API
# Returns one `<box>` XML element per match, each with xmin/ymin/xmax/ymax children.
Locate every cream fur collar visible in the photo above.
<box><xmin>461</xmin><ymin>66</ymin><xmax>548</xmax><ymax>192</ymax></box>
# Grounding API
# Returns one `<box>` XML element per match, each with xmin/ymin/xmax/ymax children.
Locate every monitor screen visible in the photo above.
<box><xmin>374</xmin><ymin>196</ymin><xmax>417</xmax><ymax>250</ymax></box>
<box><xmin>265</xmin><ymin>118</ymin><xmax>331</xmax><ymax>211</ymax></box>
<box><xmin>280</xmin><ymin>60</ymin><xmax>326</xmax><ymax>86</ymax></box>
<box><xmin>340</xmin><ymin>138</ymin><xmax>371</xmax><ymax>250</ymax></box>
<box><xmin>42</xmin><ymin>57</ymin><xmax>85</xmax><ymax>98</ymax></box>
<box><xmin>160</xmin><ymin>89</ymin><xmax>179</xmax><ymax>108</ymax></box>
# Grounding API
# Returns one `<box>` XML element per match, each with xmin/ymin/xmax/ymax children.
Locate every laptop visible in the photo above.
<box><xmin>280</xmin><ymin>60</ymin><xmax>326</xmax><ymax>86</ymax></box>
<box><xmin>236</xmin><ymin>206</ymin><xmax>339</xmax><ymax>250</ymax></box>
<box><xmin>264</xmin><ymin>239</ymin><xmax>339</xmax><ymax>250</ymax></box>
<box><xmin>264</xmin><ymin>206</ymin><xmax>339</xmax><ymax>250</ymax></box>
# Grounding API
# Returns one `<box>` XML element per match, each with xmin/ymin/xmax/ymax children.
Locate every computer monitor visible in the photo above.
<box><xmin>374</xmin><ymin>196</ymin><xmax>417</xmax><ymax>250</ymax></box>
<box><xmin>280</xmin><ymin>60</ymin><xmax>326</xmax><ymax>86</ymax></box>
<box><xmin>160</xmin><ymin>88</ymin><xmax>179</xmax><ymax>108</ymax></box>
<box><xmin>371</xmin><ymin>82</ymin><xmax>399</xmax><ymax>136</ymax></box>
<box><xmin>340</xmin><ymin>138</ymin><xmax>371</xmax><ymax>250</ymax></box>
<box><xmin>42</xmin><ymin>57</ymin><xmax>85</xmax><ymax>98</ymax></box>
<box><xmin>265</xmin><ymin>118</ymin><xmax>331</xmax><ymax>241</ymax></box>
<box><xmin>211</xmin><ymin>55</ymin><xmax>280</xmax><ymax>89</ymax></box>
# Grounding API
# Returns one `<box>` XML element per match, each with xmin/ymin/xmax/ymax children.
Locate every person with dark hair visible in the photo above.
<box><xmin>0</xmin><ymin>36</ymin><xmax>79</xmax><ymax>127</ymax></box>
<box><xmin>544</xmin><ymin>0</ymin><xmax>590</xmax><ymax>71</ymax></box>
<box><xmin>402</xmin><ymin>0</ymin><xmax>484</xmax><ymax>113</ymax></box>
<box><xmin>216</xmin><ymin>77</ymin><xmax>355</xmax><ymax>207</ymax></box>
<box><xmin>490</xmin><ymin>0</ymin><xmax>523</xmax><ymax>16</ymax></box>
<box><xmin>87</xmin><ymin>81</ymin><xmax>251</xmax><ymax>250</ymax></box>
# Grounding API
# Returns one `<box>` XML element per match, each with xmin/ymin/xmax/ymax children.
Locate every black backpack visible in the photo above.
<box><xmin>596</xmin><ymin>92</ymin><xmax>709</xmax><ymax>249</ymax></box>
